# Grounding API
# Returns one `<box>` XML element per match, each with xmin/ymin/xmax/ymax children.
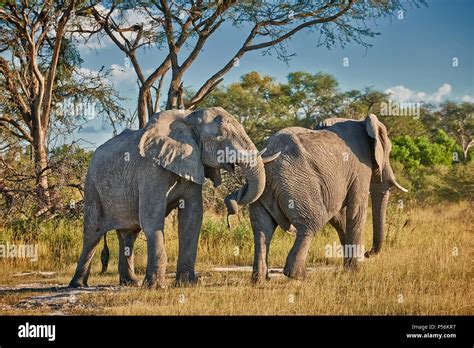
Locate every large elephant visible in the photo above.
<box><xmin>225</xmin><ymin>114</ymin><xmax>407</xmax><ymax>283</ymax></box>
<box><xmin>70</xmin><ymin>107</ymin><xmax>273</xmax><ymax>288</ymax></box>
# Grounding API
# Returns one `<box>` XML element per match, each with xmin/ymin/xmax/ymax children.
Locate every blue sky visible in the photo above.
<box><xmin>74</xmin><ymin>0</ymin><xmax>474</xmax><ymax>147</ymax></box>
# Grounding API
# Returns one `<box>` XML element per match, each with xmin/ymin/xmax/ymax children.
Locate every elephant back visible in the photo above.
<box><xmin>264</xmin><ymin>127</ymin><xmax>319</xmax><ymax>160</ymax></box>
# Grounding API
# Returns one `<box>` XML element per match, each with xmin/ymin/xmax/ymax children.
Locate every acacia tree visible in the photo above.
<box><xmin>0</xmin><ymin>0</ymin><xmax>124</xmax><ymax>212</ymax></box>
<box><xmin>283</xmin><ymin>71</ymin><xmax>343</xmax><ymax>126</ymax></box>
<box><xmin>0</xmin><ymin>1</ymin><xmax>79</xmax><ymax>206</ymax></box>
<box><xmin>435</xmin><ymin>101</ymin><xmax>474</xmax><ymax>161</ymax></box>
<box><xmin>82</xmin><ymin>0</ymin><xmax>423</xmax><ymax>128</ymax></box>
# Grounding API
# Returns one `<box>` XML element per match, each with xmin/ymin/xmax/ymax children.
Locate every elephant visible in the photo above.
<box><xmin>225</xmin><ymin>114</ymin><xmax>408</xmax><ymax>283</ymax></box>
<box><xmin>69</xmin><ymin>107</ymin><xmax>276</xmax><ymax>288</ymax></box>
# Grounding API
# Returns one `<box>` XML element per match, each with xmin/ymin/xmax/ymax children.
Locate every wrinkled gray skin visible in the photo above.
<box><xmin>69</xmin><ymin>107</ymin><xmax>268</xmax><ymax>288</ymax></box>
<box><xmin>226</xmin><ymin>114</ymin><xmax>407</xmax><ymax>283</ymax></box>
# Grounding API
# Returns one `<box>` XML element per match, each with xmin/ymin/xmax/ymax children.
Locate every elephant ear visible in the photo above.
<box><xmin>138</xmin><ymin>111</ymin><xmax>205</xmax><ymax>184</ymax></box>
<box><xmin>365</xmin><ymin>114</ymin><xmax>390</xmax><ymax>181</ymax></box>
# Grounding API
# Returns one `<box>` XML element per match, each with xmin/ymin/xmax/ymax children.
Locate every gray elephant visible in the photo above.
<box><xmin>226</xmin><ymin>114</ymin><xmax>407</xmax><ymax>283</ymax></box>
<box><xmin>69</xmin><ymin>107</ymin><xmax>275</xmax><ymax>288</ymax></box>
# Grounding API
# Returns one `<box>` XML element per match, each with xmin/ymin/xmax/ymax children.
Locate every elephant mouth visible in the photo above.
<box><xmin>221</xmin><ymin>162</ymin><xmax>235</xmax><ymax>173</ymax></box>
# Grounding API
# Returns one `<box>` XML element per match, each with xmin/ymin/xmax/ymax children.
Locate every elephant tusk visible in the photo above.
<box><xmin>226</xmin><ymin>214</ymin><xmax>232</xmax><ymax>229</ymax></box>
<box><xmin>262</xmin><ymin>151</ymin><xmax>281</xmax><ymax>164</ymax></box>
<box><xmin>257</xmin><ymin>147</ymin><xmax>267</xmax><ymax>157</ymax></box>
<box><xmin>393</xmin><ymin>180</ymin><xmax>409</xmax><ymax>193</ymax></box>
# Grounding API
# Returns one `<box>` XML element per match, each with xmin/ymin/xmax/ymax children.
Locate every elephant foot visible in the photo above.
<box><xmin>119</xmin><ymin>276</ymin><xmax>141</xmax><ymax>287</ymax></box>
<box><xmin>68</xmin><ymin>279</ymin><xmax>88</xmax><ymax>288</ymax></box>
<box><xmin>143</xmin><ymin>274</ymin><xmax>167</xmax><ymax>289</ymax></box>
<box><xmin>364</xmin><ymin>249</ymin><xmax>379</xmax><ymax>258</ymax></box>
<box><xmin>283</xmin><ymin>263</ymin><xmax>306</xmax><ymax>280</ymax></box>
<box><xmin>343</xmin><ymin>258</ymin><xmax>362</xmax><ymax>271</ymax></box>
<box><xmin>251</xmin><ymin>269</ymin><xmax>270</xmax><ymax>284</ymax></box>
<box><xmin>174</xmin><ymin>271</ymin><xmax>198</xmax><ymax>287</ymax></box>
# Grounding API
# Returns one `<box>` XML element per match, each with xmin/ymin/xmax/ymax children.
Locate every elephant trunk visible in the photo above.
<box><xmin>236</xmin><ymin>156</ymin><xmax>266</xmax><ymax>206</ymax></box>
<box><xmin>224</xmin><ymin>149</ymin><xmax>272</xmax><ymax>225</ymax></box>
<box><xmin>365</xmin><ymin>183</ymin><xmax>390</xmax><ymax>258</ymax></box>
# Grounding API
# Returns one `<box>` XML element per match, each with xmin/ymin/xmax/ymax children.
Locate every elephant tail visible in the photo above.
<box><xmin>100</xmin><ymin>234</ymin><xmax>109</xmax><ymax>274</ymax></box>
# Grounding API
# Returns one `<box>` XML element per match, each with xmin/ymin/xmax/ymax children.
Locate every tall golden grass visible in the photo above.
<box><xmin>0</xmin><ymin>201</ymin><xmax>472</xmax><ymax>315</ymax></box>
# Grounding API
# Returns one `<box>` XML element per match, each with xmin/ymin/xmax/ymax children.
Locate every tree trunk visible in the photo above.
<box><xmin>33</xmin><ymin>126</ymin><xmax>50</xmax><ymax>207</ymax></box>
<box><xmin>137</xmin><ymin>88</ymin><xmax>149</xmax><ymax>129</ymax></box>
<box><xmin>137</xmin><ymin>87</ymin><xmax>158</xmax><ymax>128</ymax></box>
<box><xmin>166</xmin><ymin>79</ymin><xmax>181</xmax><ymax>110</ymax></box>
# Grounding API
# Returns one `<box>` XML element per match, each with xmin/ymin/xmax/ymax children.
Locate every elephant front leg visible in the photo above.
<box><xmin>175</xmin><ymin>185</ymin><xmax>202</xmax><ymax>286</ymax></box>
<box><xmin>117</xmin><ymin>229</ymin><xmax>140</xmax><ymax>286</ymax></box>
<box><xmin>139</xmin><ymin>186</ymin><xmax>168</xmax><ymax>289</ymax></box>
<box><xmin>249</xmin><ymin>201</ymin><xmax>277</xmax><ymax>283</ymax></box>
<box><xmin>283</xmin><ymin>226</ymin><xmax>316</xmax><ymax>279</ymax></box>
<box><xmin>343</xmin><ymin>187</ymin><xmax>369</xmax><ymax>270</ymax></box>
<box><xmin>142</xmin><ymin>228</ymin><xmax>167</xmax><ymax>288</ymax></box>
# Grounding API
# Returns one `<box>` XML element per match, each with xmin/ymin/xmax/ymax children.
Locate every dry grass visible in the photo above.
<box><xmin>0</xmin><ymin>202</ymin><xmax>472</xmax><ymax>315</ymax></box>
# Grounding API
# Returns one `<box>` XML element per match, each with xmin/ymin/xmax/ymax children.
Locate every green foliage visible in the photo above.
<box><xmin>379</xmin><ymin>115</ymin><xmax>428</xmax><ymax>139</ymax></box>
<box><xmin>202</xmin><ymin>72</ymin><xmax>296</xmax><ymax>147</ymax></box>
<box><xmin>391</xmin><ymin>135</ymin><xmax>421</xmax><ymax>171</ymax></box>
<box><xmin>438</xmin><ymin>161</ymin><xmax>474</xmax><ymax>201</ymax></box>
<box><xmin>283</xmin><ymin>71</ymin><xmax>342</xmax><ymax>126</ymax></box>
<box><xmin>392</xmin><ymin>130</ymin><xmax>463</xmax><ymax>171</ymax></box>
<box><xmin>341</xmin><ymin>88</ymin><xmax>388</xmax><ymax>120</ymax></box>
<box><xmin>391</xmin><ymin>129</ymin><xmax>471</xmax><ymax>202</ymax></box>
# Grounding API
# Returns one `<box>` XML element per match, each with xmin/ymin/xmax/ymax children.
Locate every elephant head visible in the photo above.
<box><xmin>364</xmin><ymin>114</ymin><xmax>408</xmax><ymax>257</ymax></box>
<box><xmin>138</xmin><ymin>107</ymin><xmax>271</xmax><ymax>206</ymax></box>
<box><xmin>318</xmin><ymin>114</ymin><xmax>408</xmax><ymax>257</ymax></box>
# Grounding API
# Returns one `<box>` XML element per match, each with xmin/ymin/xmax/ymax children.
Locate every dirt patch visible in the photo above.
<box><xmin>0</xmin><ymin>283</ymin><xmax>124</xmax><ymax>315</ymax></box>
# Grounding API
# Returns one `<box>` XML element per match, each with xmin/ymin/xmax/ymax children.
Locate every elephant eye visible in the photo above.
<box><xmin>216</xmin><ymin>128</ymin><xmax>228</xmax><ymax>141</ymax></box>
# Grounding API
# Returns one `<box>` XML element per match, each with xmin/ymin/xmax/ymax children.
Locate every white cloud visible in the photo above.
<box><xmin>385</xmin><ymin>83</ymin><xmax>452</xmax><ymax>104</ymax></box>
<box><xmin>75</xmin><ymin>35</ymin><xmax>113</xmax><ymax>52</ymax></box>
<box><xmin>461</xmin><ymin>95</ymin><xmax>474</xmax><ymax>103</ymax></box>
<box><xmin>109</xmin><ymin>64</ymin><xmax>138</xmax><ymax>87</ymax></box>
<box><xmin>385</xmin><ymin>85</ymin><xmax>413</xmax><ymax>102</ymax></box>
<box><xmin>72</xmin><ymin>65</ymin><xmax>138</xmax><ymax>93</ymax></box>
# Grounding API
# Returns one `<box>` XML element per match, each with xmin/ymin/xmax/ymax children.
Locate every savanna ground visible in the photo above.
<box><xmin>0</xmin><ymin>202</ymin><xmax>472</xmax><ymax>315</ymax></box>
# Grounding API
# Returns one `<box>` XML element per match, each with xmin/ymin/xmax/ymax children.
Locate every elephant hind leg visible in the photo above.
<box><xmin>283</xmin><ymin>227</ymin><xmax>316</xmax><ymax>280</ymax></box>
<box><xmin>100</xmin><ymin>234</ymin><xmax>109</xmax><ymax>274</ymax></box>
<box><xmin>329</xmin><ymin>207</ymin><xmax>347</xmax><ymax>245</ymax></box>
<box><xmin>249</xmin><ymin>201</ymin><xmax>277</xmax><ymax>283</ymax></box>
<box><xmin>69</xmin><ymin>225</ymin><xmax>108</xmax><ymax>288</ymax></box>
<box><xmin>283</xmin><ymin>215</ymin><xmax>326</xmax><ymax>280</ymax></box>
<box><xmin>117</xmin><ymin>229</ymin><xmax>141</xmax><ymax>286</ymax></box>
<box><xmin>70</xmin><ymin>184</ymin><xmax>105</xmax><ymax>288</ymax></box>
